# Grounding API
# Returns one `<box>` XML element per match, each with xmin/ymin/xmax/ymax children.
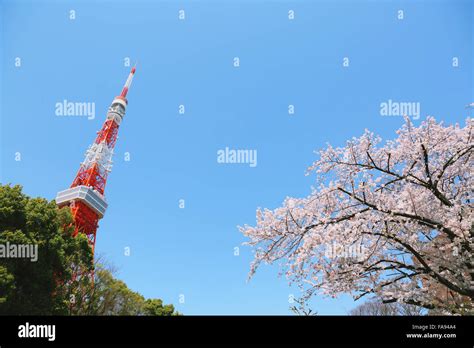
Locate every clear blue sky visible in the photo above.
<box><xmin>1</xmin><ymin>0</ymin><xmax>472</xmax><ymax>314</ymax></box>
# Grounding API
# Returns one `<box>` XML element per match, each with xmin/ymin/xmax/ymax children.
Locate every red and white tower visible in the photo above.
<box><xmin>56</xmin><ymin>67</ymin><xmax>136</xmax><ymax>253</ymax></box>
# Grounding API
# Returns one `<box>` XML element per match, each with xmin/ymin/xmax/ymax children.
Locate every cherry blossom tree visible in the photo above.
<box><xmin>241</xmin><ymin>117</ymin><xmax>473</xmax><ymax>314</ymax></box>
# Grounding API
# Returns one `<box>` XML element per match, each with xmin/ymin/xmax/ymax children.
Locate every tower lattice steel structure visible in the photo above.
<box><xmin>56</xmin><ymin>67</ymin><xmax>136</xmax><ymax>253</ymax></box>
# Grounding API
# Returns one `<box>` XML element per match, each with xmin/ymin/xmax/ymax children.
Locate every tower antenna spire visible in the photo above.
<box><xmin>120</xmin><ymin>65</ymin><xmax>137</xmax><ymax>98</ymax></box>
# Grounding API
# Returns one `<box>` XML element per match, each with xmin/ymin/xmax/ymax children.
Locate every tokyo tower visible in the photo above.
<box><xmin>56</xmin><ymin>67</ymin><xmax>136</xmax><ymax>253</ymax></box>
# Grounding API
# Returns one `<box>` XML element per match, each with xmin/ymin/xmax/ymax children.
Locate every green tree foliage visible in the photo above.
<box><xmin>143</xmin><ymin>298</ymin><xmax>177</xmax><ymax>316</ymax></box>
<box><xmin>0</xmin><ymin>184</ymin><xmax>93</xmax><ymax>315</ymax></box>
<box><xmin>75</xmin><ymin>265</ymin><xmax>179</xmax><ymax>315</ymax></box>
<box><xmin>0</xmin><ymin>184</ymin><xmax>179</xmax><ymax>316</ymax></box>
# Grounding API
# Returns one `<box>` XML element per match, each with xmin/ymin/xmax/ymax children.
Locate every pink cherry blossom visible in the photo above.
<box><xmin>240</xmin><ymin>117</ymin><xmax>473</xmax><ymax>314</ymax></box>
